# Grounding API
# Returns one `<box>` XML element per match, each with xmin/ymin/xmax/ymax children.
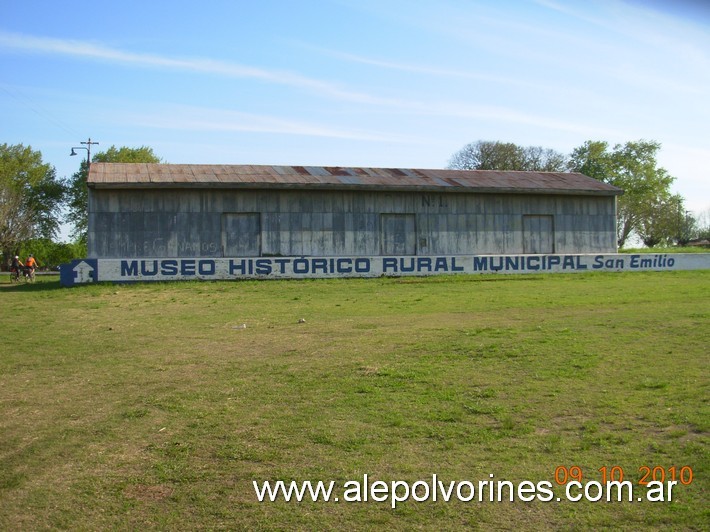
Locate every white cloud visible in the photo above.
<box><xmin>0</xmin><ymin>31</ymin><xmax>390</xmax><ymax>105</ymax></box>
<box><xmin>302</xmin><ymin>45</ymin><xmax>583</xmax><ymax>95</ymax></box>
<box><xmin>112</xmin><ymin>103</ymin><xmax>420</xmax><ymax>143</ymax></box>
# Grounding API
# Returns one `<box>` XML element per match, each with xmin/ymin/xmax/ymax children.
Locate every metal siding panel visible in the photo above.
<box><xmin>341</xmin><ymin>191</ymin><xmax>355</xmax><ymax>214</ymax></box>
<box><xmin>321</xmin><ymin>212</ymin><xmax>333</xmax><ymax>232</ymax></box>
<box><xmin>180</xmin><ymin>214</ymin><xmax>198</xmax><ymax>257</ymax></box>
<box><xmin>300</xmin><ymin>229</ymin><xmax>312</xmax><ymax>255</ymax></box>
<box><xmin>107</xmin><ymin>193</ymin><xmax>120</xmax><ymax>213</ymax></box>
<box><xmin>330</xmin><ymin>212</ymin><xmax>344</xmax><ymax>233</ymax></box>
<box><xmin>350</xmin><ymin>193</ymin><xmax>365</xmax><ymax>214</ymax></box>
<box><xmin>417</xmin><ymin>215</ymin><xmax>430</xmax><ymax>255</ymax></box>
<box><xmin>290</xmin><ymin>212</ymin><xmax>303</xmax><ymax>233</ymax></box>
<box><xmin>351</xmin><ymin>213</ymin><xmax>365</xmax><ymax>232</ymax></box>
<box><xmin>344</xmin><ymin>217</ymin><xmax>356</xmax><ymax>255</ymax></box>
<box><xmin>361</xmin><ymin>214</ymin><xmax>377</xmax><ymax>255</ymax></box>
<box><xmin>302</xmin><ymin>212</ymin><xmax>312</xmax><ymax>231</ymax></box>
<box><xmin>447</xmin><ymin>214</ymin><xmax>458</xmax><ymax>233</ymax></box>
<box><xmin>502</xmin><ymin>215</ymin><xmax>515</xmax><ymax>252</ymax></box>
<box><xmin>289</xmin><ymin>216</ymin><xmax>303</xmax><ymax>255</ymax></box>
<box><xmin>278</xmin><ymin>191</ymin><xmax>290</xmax><ymax>213</ymax></box>
<box><xmin>299</xmin><ymin>194</ymin><xmax>314</xmax><ymax>213</ymax></box>
<box><xmin>221</xmin><ymin>191</ymin><xmax>238</xmax><ymax>212</ymax></box>
<box><xmin>275</xmin><ymin>230</ymin><xmax>289</xmax><ymax>256</ymax></box>
<box><xmin>331</xmin><ymin>226</ymin><xmax>345</xmax><ymax>255</ymax></box>
<box><xmin>261</xmin><ymin>213</ymin><xmax>279</xmax><ymax>256</ymax></box>
<box><xmin>310</xmin><ymin>192</ymin><xmax>325</xmax><ymax>213</ymax></box>
<box><xmin>89</xmin><ymin>191</ymin><xmax>103</xmax><ymax>213</ymax></box>
<box><xmin>287</xmin><ymin>192</ymin><xmax>300</xmax><ymax>213</ymax></box>
<box><xmin>479</xmin><ymin>196</ymin><xmax>493</xmax><ymax>215</ymax></box>
<box><xmin>478</xmin><ymin>227</ymin><xmax>492</xmax><ymax>254</ymax></box>
<box><xmin>313</xmin><ymin>228</ymin><xmax>329</xmax><ymax>256</ymax></box>
<box><xmin>206</xmin><ymin>191</ymin><xmax>223</xmax><ymax>213</ymax></box>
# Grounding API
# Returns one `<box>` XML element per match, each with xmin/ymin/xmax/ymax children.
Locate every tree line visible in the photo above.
<box><xmin>448</xmin><ymin>140</ymin><xmax>709</xmax><ymax>248</ymax></box>
<box><xmin>0</xmin><ymin>143</ymin><xmax>160</xmax><ymax>270</ymax></box>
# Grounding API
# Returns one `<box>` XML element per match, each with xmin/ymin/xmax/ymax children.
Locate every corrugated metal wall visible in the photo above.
<box><xmin>88</xmin><ymin>189</ymin><xmax>617</xmax><ymax>258</ymax></box>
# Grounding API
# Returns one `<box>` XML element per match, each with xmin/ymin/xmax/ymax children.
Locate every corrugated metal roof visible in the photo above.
<box><xmin>88</xmin><ymin>163</ymin><xmax>623</xmax><ymax>196</ymax></box>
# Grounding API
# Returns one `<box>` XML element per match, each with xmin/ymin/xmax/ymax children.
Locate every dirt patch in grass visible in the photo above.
<box><xmin>123</xmin><ymin>484</ymin><xmax>174</xmax><ymax>502</ymax></box>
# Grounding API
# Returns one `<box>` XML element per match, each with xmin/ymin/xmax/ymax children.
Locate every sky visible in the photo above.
<box><xmin>1</xmin><ymin>0</ymin><xmax>709</xmax><ymax>239</ymax></box>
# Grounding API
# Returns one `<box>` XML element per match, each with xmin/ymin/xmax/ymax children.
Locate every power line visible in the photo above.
<box><xmin>0</xmin><ymin>83</ymin><xmax>81</xmax><ymax>138</ymax></box>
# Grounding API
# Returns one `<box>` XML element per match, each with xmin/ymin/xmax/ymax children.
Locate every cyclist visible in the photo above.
<box><xmin>24</xmin><ymin>254</ymin><xmax>38</xmax><ymax>280</ymax></box>
<box><xmin>10</xmin><ymin>255</ymin><xmax>24</xmax><ymax>280</ymax></box>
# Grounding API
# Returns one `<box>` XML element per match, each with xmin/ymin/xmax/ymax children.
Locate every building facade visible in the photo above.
<box><xmin>87</xmin><ymin>164</ymin><xmax>622</xmax><ymax>259</ymax></box>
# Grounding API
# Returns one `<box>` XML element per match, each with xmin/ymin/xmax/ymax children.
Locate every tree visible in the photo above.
<box><xmin>0</xmin><ymin>143</ymin><xmax>65</xmax><ymax>268</ymax></box>
<box><xmin>568</xmin><ymin>140</ymin><xmax>676</xmax><ymax>248</ymax></box>
<box><xmin>636</xmin><ymin>194</ymin><xmax>687</xmax><ymax>248</ymax></box>
<box><xmin>65</xmin><ymin>145</ymin><xmax>162</xmax><ymax>242</ymax></box>
<box><xmin>65</xmin><ymin>159</ymin><xmax>90</xmax><ymax>243</ymax></box>
<box><xmin>671</xmin><ymin>204</ymin><xmax>698</xmax><ymax>247</ymax></box>
<box><xmin>520</xmin><ymin>145</ymin><xmax>568</xmax><ymax>172</ymax></box>
<box><xmin>696</xmin><ymin>209</ymin><xmax>710</xmax><ymax>241</ymax></box>
<box><xmin>0</xmin><ymin>186</ymin><xmax>33</xmax><ymax>257</ymax></box>
<box><xmin>448</xmin><ymin>140</ymin><xmax>568</xmax><ymax>172</ymax></box>
<box><xmin>18</xmin><ymin>237</ymin><xmax>86</xmax><ymax>270</ymax></box>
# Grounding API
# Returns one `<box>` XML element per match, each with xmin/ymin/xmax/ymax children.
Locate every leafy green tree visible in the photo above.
<box><xmin>18</xmin><ymin>238</ymin><xmax>86</xmax><ymax>270</ymax></box>
<box><xmin>636</xmin><ymin>194</ymin><xmax>687</xmax><ymax>247</ymax></box>
<box><xmin>448</xmin><ymin>140</ymin><xmax>567</xmax><ymax>172</ymax></box>
<box><xmin>0</xmin><ymin>143</ymin><xmax>65</xmax><ymax>268</ymax></box>
<box><xmin>568</xmin><ymin>140</ymin><xmax>676</xmax><ymax>248</ymax></box>
<box><xmin>65</xmin><ymin>145</ymin><xmax>162</xmax><ymax>242</ymax></box>
<box><xmin>65</xmin><ymin>159</ymin><xmax>89</xmax><ymax>242</ymax></box>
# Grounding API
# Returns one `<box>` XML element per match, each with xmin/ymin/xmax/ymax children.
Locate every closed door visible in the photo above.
<box><xmin>381</xmin><ymin>214</ymin><xmax>416</xmax><ymax>255</ymax></box>
<box><xmin>523</xmin><ymin>215</ymin><xmax>554</xmax><ymax>254</ymax></box>
<box><xmin>222</xmin><ymin>213</ymin><xmax>261</xmax><ymax>256</ymax></box>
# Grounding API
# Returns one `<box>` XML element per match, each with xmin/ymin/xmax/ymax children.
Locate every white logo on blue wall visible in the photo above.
<box><xmin>73</xmin><ymin>261</ymin><xmax>95</xmax><ymax>283</ymax></box>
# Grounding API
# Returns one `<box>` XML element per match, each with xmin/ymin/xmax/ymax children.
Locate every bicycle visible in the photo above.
<box><xmin>9</xmin><ymin>266</ymin><xmax>34</xmax><ymax>283</ymax></box>
<box><xmin>23</xmin><ymin>267</ymin><xmax>36</xmax><ymax>282</ymax></box>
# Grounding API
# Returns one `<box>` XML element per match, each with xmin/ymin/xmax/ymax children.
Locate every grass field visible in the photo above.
<box><xmin>1</xmin><ymin>271</ymin><xmax>708</xmax><ymax>530</ymax></box>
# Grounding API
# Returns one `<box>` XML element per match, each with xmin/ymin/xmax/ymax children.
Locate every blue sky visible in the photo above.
<box><xmin>1</xmin><ymin>0</ymin><xmax>708</xmax><ymax>234</ymax></box>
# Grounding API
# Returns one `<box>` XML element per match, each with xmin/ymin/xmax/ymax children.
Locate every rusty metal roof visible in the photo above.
<box><xmin>88</xmin><ymin>163</ymin><xmax>622</xmax><ymax>196</ymax></box>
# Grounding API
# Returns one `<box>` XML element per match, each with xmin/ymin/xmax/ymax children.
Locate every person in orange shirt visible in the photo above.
<box><xmin>25</xmin><ymin>254</ymin><xmax>38</xmax><ymax>273</ymax></box>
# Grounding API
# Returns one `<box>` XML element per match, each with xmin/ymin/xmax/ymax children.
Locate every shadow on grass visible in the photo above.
<box><xmin>0</xmin><ymin>277</ymin><xmax>64</xmax><ymax>292</ymax></box>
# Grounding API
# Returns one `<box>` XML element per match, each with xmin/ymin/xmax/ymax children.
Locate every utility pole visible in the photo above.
<box><xmin>70</xmin><ymin>138</ymin><xmax>100</xmax><ymax>165</ymax></box>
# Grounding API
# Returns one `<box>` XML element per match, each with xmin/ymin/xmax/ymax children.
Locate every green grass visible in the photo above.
<box><xmin>1</xmin><ymin>271</ymin><xmax>708</xmax><ymax>529</ymax></box>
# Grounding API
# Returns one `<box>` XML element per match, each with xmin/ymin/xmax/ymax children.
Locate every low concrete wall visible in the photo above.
<box><xmin>60</xmin><ymin>253</ymin><xmax>710</xmax><ymax>286</ymax></box>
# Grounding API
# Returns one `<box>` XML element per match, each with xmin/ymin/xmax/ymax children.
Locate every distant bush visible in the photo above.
<box><xmin>620</xmin><ymin>246</ymin><xmax>708</xmax><ymax>254</ymax></box>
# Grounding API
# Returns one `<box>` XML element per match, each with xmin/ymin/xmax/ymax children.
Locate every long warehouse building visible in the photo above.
<box><xmin>87</xmin><ymin>163</ymin><xmax>623</xmax><ymax>259</ymax></box>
